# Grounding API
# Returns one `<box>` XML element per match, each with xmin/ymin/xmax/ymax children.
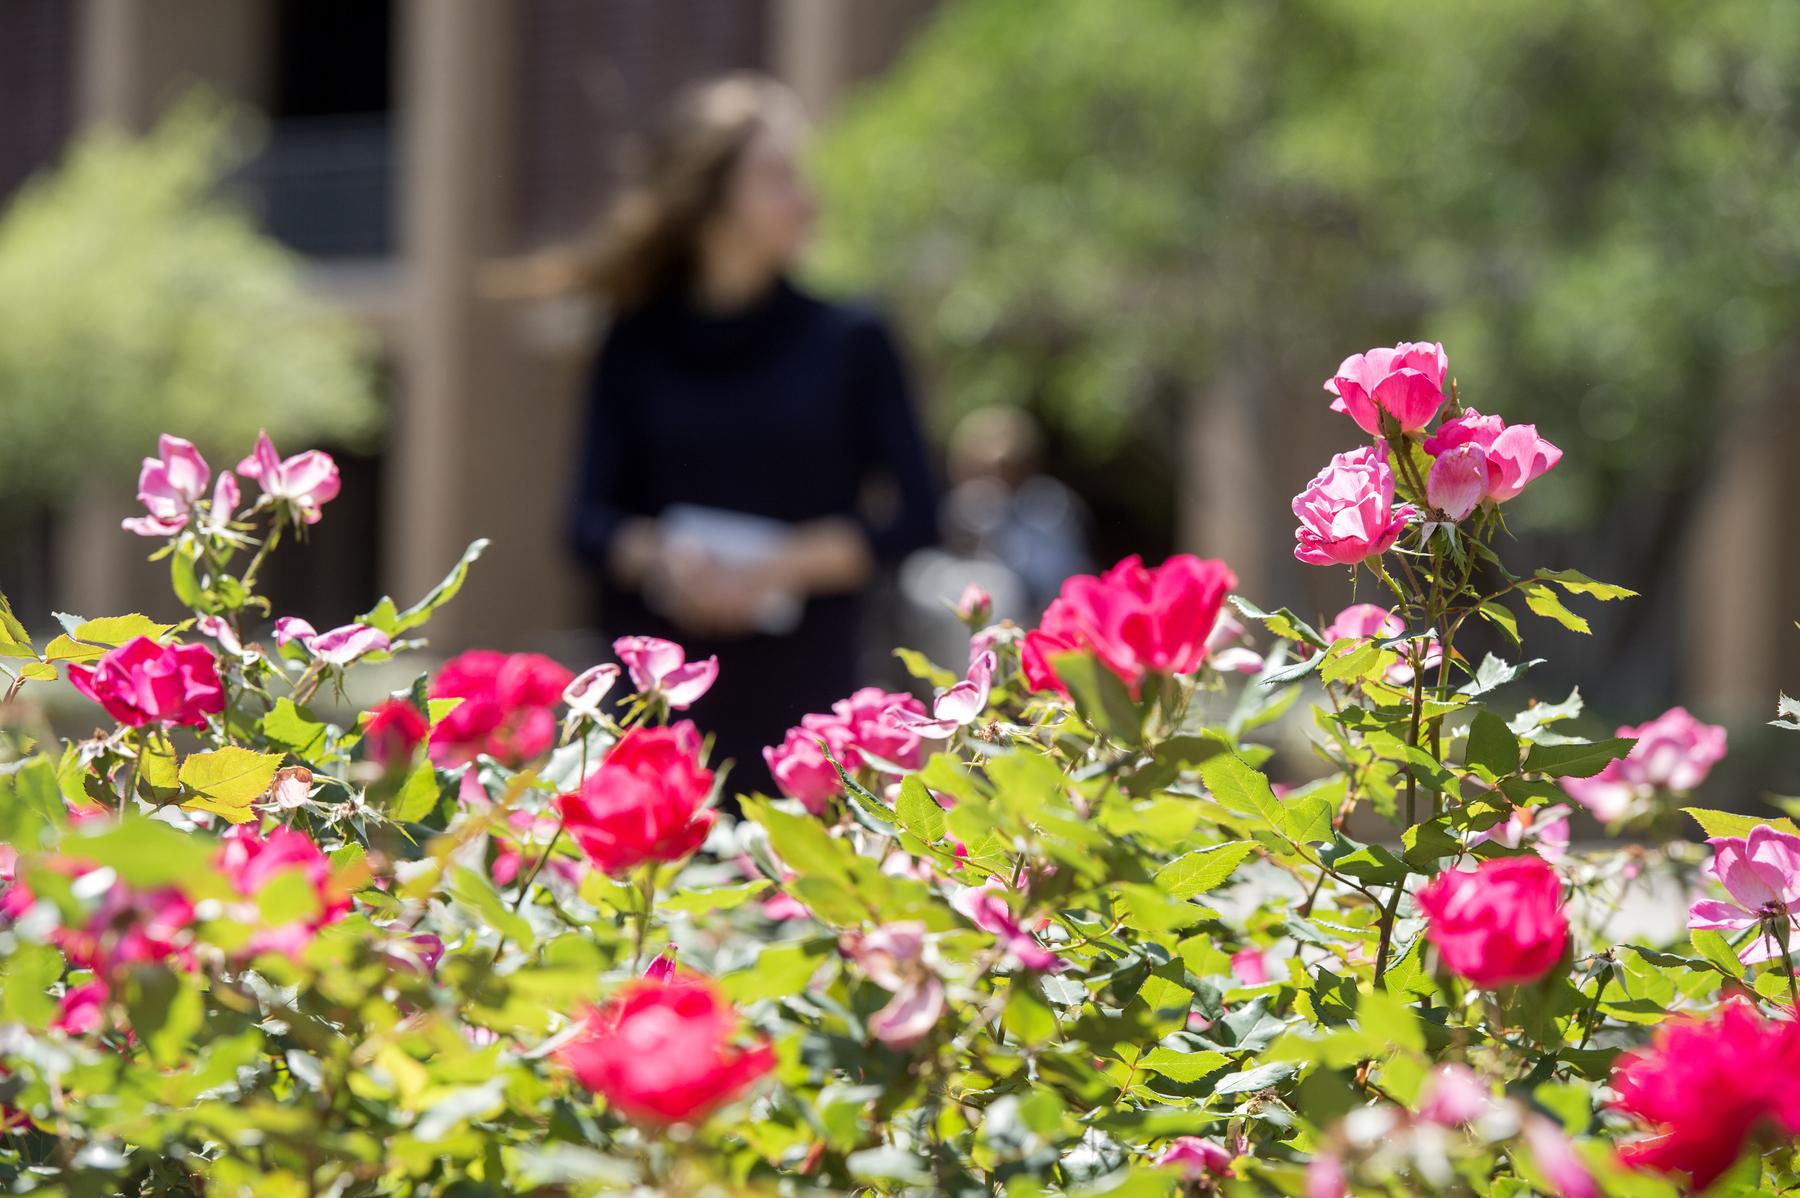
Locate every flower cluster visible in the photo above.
<box><xmin>428</xmin><ymin>649</ymin><xmax>573</xmax><ymax>767</ymax></box>
<box><xmin>1561</xmin><ymin>705</ymin><xmax>1727</xmax><ymax>822</ymax></box>
<box><xmin>1295</xmin><ymin>342</ymin><xmax>1560</xmax><ymax>567</ymax></box>
<box><xmin>5</xmin><ymin>361</ymin><xmax>1796</xmax><ymax>1198</ymax></box>
<box><xmin>764</xmin><ymin>687</ymin><xmax>926</xmax><ymax>813</ymax></box>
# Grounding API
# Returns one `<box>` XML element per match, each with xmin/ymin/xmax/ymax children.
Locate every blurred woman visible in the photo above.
<box><xmin>546</xmin><ymin>74</ymin><xmax>937</xmax><ymax>791</ymax></box>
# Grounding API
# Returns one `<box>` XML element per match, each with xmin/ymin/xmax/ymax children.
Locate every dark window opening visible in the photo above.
<box><xmin>242</xmin><ymin>0</ymin><xmax>396</xmax><ymax>258</ymax></box>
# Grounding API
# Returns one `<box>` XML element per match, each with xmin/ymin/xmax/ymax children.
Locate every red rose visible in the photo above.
<box><xmin>1612</xmin><ymin>998</ymin><xmax>1800</xmax><ymax>1189</ymax></box>
<box><xmin>362</xmin><ymin>698</ymin><xmax>429</xmax><ymax>769</ymax></box>
<box><xmin>1417</xmin><ymin>856</ymin><xmax>1568</xmax><ymax>988</ymax></box>
<box><xmin>67</xmin><ymin>636</ymin><xmax>224</xmax><ymax>728</ymax></box>
<box><xmin>558</xmin><ymin>975</ymin><xmax>774</xmax><ymax>1125</ymax></box>
<box><xmin>1022</xmin><ymin>554</ymin><xmax>1237</xmax><ymax>695</ymax></box>
<box><xmin>428</xmin><ymin>650</ymin><xmax>573</xmax><ymax>767</ymax></box>
<box><xmin>556</xmin><ymin>723</ymin><xmax>715</xmax><ymax>875</ymax></box>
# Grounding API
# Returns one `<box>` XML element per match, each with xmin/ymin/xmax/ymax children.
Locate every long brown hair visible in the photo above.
<box><xmin>496</xmin><ymin>73</ymin><xmax>808</xmax><ymax>312</ymax></box>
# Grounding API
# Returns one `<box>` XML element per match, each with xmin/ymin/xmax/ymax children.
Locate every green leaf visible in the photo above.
<box><xmin>745</xmin><ymin>798</ymin><xmax>856</xmax><ymax>884</ymax></box>
<box><xmin>448</xmin><ymin>866</ymin><xmax>534</xmax><ymax>950</ymax></box>
<box><xmin>263</xmin><ymin>698</ymin><xmax>330</xmax><ymax>758</ymax></box>
<box><xmin>721</xmin><ymin>940</ymin><xmax>831</xmax><ymax>1002</ymax></box>
<box><xmin>896</xmin><ymin>775</ymin><xmax>946</xmax><ymax>843</ymax></box>
<box><xmin>73</xmin><ymin>613</ymin><xmax>177</xmax><ymax>646</ymax></box>
<box><xmin>1458</xmin><ymin>653</ymin><xmax>1545</xmax><ymax>698</ymax></box>
<box><xmin>1002</xmin><ymin>980</ymin><xmax>1059</xmax><ymax>1045</ymax></box>
<box><xmin>1464</xmin><ymin>708</ymin><xmax>1521</xmax><ymax>777</ymax></box>
<box><xmin>358</xmin><ymin>538</ymin><xmax>489</xmax><ymax>636</ymax></box>
<box><xmin>0</xmin><ymin>589</ymin><xmax>33</xmax><ymax>657</ymax></box>
<box><xmin>1523</xmin><ymin>737</ymin><xmax>1636</xmax><ymax>779</ymax></box>
<box><xmin>1521</xmin><ymin>581</ymin><xmax>1590</xmax><ymax>635</ymax></box>
<box><xmin>391</xmin><ymin>762</ymin><xmax>443</xmax><ymax>822</ymax></box>
<box><xmin>1140</xmin><ymin>1046</ymin><xmax>1228</xmax><ymax>1084</ymax></box>
<box><xmin>255</xmin><ymin>869</ymin><xmax>323</xmax><ymax>926</ymax></box>
<box><xmin>1537</xmin><ymin>568</ymin><xmax>1637</xmax><ymax>601</ymax></box>
<box><xmin>179</xmin><ymin>746</ymin><xmax>283</xmax><ymax>823</ymax></box>
<box><xmin>1154</xmin><ymin>841</ymin><xmax>1254</xmax><ymax>899</ymax></box>
<box><xmin>892</xmin><ymin>647</ymin><xmax>957</xmax><ymax>689</ymax></box>
<box><xmin>1682</xmin><ymin>807</ymin><xmax>1800</xmax><ymax>839</ymax></box>
<box><xmin>1476</xmin><ymin>600</ymin><xmax>1520</xmax><ymax>650</ymax></box>
<box><xmin>1229</xmin><ymin>597</ymin><xmax>1328</xmax><ymax>649</ymax></box>
<box><xmin>1357</xmin><ymin>987</ymin><xmax>1424</xmax><ymax>1053</ymax></box>
<box><xmin>68</xmin><ymin>818</ymin><xmax>230</xmax><ymax>895</ymax></box>
<box><xmin>1050</xmin><ymin>649</ymin><xmax>1143</xmax><ymax>746</ymax></box>
<box><xmin>1203</xmin><ymin>749</ymin><xmax>1333</xmax><ymax>847</ymax></box>
<box><xmin>1690</xmin><ymin>928</ymin><xmax>1746</xmax><ymax>978</ymax></box>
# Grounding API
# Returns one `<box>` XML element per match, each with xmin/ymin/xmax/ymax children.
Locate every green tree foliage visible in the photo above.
<box><xmin>811</xmin><ymin>0</ymin><xmax>1800</xmax><ymax>529</ymax></box>
<box><xmin>0</xmin><ymin>96</ymin><xmax>379</xmax><ymax>505</ymax></box>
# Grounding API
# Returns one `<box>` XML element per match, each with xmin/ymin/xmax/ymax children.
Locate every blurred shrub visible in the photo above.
<box><xmin>0</xmin><ymin>95</ymin><xmax>379</xmax><ymax>506</ymax></box>
<box><xmin>812</xmin><ymin>0</ymin><xmax>1800</xmax><ymax>529</ymax></box>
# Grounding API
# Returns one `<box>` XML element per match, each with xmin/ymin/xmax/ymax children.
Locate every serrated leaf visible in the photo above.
<box><xmin>73</xmin><ymin>613</ymin><xmax>177</xmax><ymax>646</ymax></box>
<box><xmin>263</xmin><ymin>699</ymin><xmax>330</xmax><ymax>758</ymax></box>
<box><xmin>178</xmin><ymin>747</ymin><xmax>283</xmax><ymax>823</ymax></box>
<box><xmin>896</xmin><ymin>775</ymin><xmax>946</xmax><ymax>843</ymax></box>
<box><xmin>392</xmin><ymin>761</ymin><xmax>443</xmax><ymax>822</ymax></box>
<box><xmin>1537</xmin><ymin>568</ymin><xmax>1636</xmax><ymax>601</ymax></box>
<box><xmin>892</xmin><ymin>647</ymin><xmax>957</xmax><ymax>689</ymax></box>
<box><xmin>359</xmin><ymin>538</ymin><xmax>488</xmax><ymax>636</ymax></box>
<box><xmin>1523</xmin><ymin>737</ymin><xmax>1635</xmax><ymax>779</ymax></box>
<box><xmin>1521</xmin><ymin>582</ymin><xmax>1590</xmax><ymax>635</ymax></box>
<box><xmin>1682</xmin><ymin>807</ymin><xmax>1800</xmax><ymax>839</ymax></box>
<box><xmin>1465</xmin><ymin>708</ymin><xmax>1521</xmax><ymax>777</ymax></box>
<box><xmin>1154</xmin><ymin>841</ymin><xmax>1254</xmax><ymax>899</ymax></box>
<box><xmin>1140</xmin><ymin>1047</ymin><xmax>1228</xmax><ymax>1084</ymax></box>
<box><xmin>1050</xmin><ymin>649</ymin><xmax>1143</xmax><ymax>746</ymax></box>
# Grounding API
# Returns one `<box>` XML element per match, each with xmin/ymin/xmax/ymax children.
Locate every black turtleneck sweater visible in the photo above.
<box><xmin>568</xmin><ymin>277</ymin><xmax>938</xmax><ymax>790</ymax></box>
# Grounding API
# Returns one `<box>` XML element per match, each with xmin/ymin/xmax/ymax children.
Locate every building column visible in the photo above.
<box><xmin>768</xmin><ymin>0</ymin><xmax>854</xmax><ymax>118</ymax></box>
<box><xmin>1685</xmin><ymin>398</ymin><xmax>1783</xmax><ymax>724</ymax></box>
<box><xmin>390</xmin><ymin>0</ymin><xmax>517</xmax><ymax>642</ymax></box>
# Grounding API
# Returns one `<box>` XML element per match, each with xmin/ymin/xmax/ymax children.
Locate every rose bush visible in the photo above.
<box><xmin>0</xmin><ymin>347</ymin><xmax>1796</xmax><ymax>1197</ymax></box>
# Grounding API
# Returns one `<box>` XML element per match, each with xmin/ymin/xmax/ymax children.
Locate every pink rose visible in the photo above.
<box><xmin>1426</xmin><ymin>442</ymin><xmax>1489</xmax><ymax>521</ymax></box>
<box><xmin>216</xmin><ymin>824</ymin><xmax>350</xmax><ymax>958</ymax></box>
<box><xmin>362</xmin><ymin>698</ymin><xmax>429</xmax><ymax>769</ymax></box>
<box><xmin>820</xmin><ymin>687</ymin><xmax>925</xmax><ymax>771</ymax></box>
<box><xmin>1687</xmin><ymin>824</ymin><xmax>1800</xmax><ymax>963</ymax></box>
<box><xmin>238</xmin><ymin>431</ymin><xmax>340</xmax><ymax>525</ymax></box>
<box><xmin>613</xmin><ymin>636</ymin><xmax>719</xmax><ymax>710</ymax></box>
<box><xmin>764</xmin><ymin>725</ymin><xmax>851</xmax><ymax>815</ymax></box>
<box><xmin>842</xmin><ymin>922</ymin><xmax>946</xmax><ymax>1048</ymax></box>
<box><xmin>1423</xmin><ymin>409</ymin><xmax>1562</xmax><ymax>505</ymax></box>
<box><xmin>67</xmin><ymin>636</ymin><xmax>225</xmax><ymax>728</ymax></box>
<box><xmin>952</xmin><ymin>884</ymin><xmax>1061</xmax><ymax>972</ymax></box>
<box><xmin>955</xmin><ymin>582</ymin><xmax>993</xmax><ymax>624</ymax></box>
<box><xmin>122</xmin><ymin>434</ymin><xmax>210</xmax><ymax>537</ymax></box>
<box><xmin>557</xmin><ymin>723</ymin><xmax>716</xmax><ymax>875</ymax></box>
<box><xmin>1292</xmin><ymin>447</ymin><xmax>1415</xmax><ymax>567</ymax></box>
<box><xmin>1157</xmin><ymin>1136</ymin><xmax>1236</xmax><ymax>1180</ymax></box>
<box><xmin>890</xmin><ymin>650</ymin><xmax>996</xmax><ymax>739</ymax></box>
<box><xmin>562</xmin><ymin>663</ymin><xmax>622</xmax><ymax>724</ymax></box>
<box><xmin>1417</xmin><ymin>856</ymin><xmax>1568</xmax><ymax>988</ymax></box>
<box><xmin>1020</xmin><ymin>554</ymin><xmax>1237</xmax><ymax>694</ymax></box>
<box><xmin>1417</xmin><ymin>1063</ymin><xmax>1492</xmax><ymax>1125</ymax></box>
<box><xmin>1230</xmin><ymin>947</ymin><xmax>1269</xmax><ymax>986</ymax></box>
<box><xmin>1561</xmin><ymin>706</ymin><xmax>1726</xmax><ymax>822</ymax></box>
<box><xmin>273</xmin><ymin>618</ymin><xmax>390</xmax><ymax>666</ymax></box>
<box><xmin>1325</xmin><ymin>342</ymin><xmax>1448</xmax><ymax>434</ymax></box>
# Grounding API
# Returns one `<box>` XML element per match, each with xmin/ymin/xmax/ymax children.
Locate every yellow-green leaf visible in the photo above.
<box><xmin>178</xmin><ymin>747</ymin><xmax>282</xmax><ymax>824</ymax></box>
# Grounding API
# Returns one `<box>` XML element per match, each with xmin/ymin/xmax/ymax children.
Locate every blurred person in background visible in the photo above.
<box><xmin>940</xmin><ymin>405</ymin><xmax>1091</xmax><ymax>616</ymax></box>
<box><xmin>525</xmin><ymin>74</ymin><xmax>937</xmax><ymax>791</ymax></box>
